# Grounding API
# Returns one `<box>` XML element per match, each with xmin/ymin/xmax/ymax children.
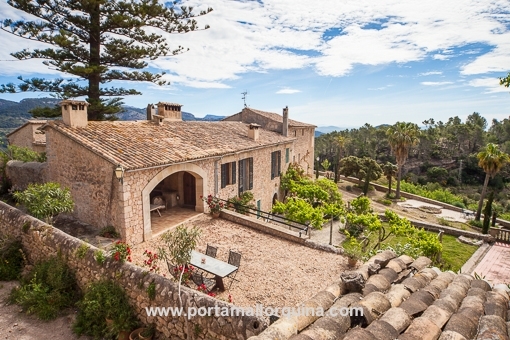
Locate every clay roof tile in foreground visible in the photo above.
<box><xmin>249</xmin><ymin>251</ymin><xmax>510</xmax><ymax>340</ymax></box>
<box><xmin>44</xmin><ymin>120</ymin><xmax>295</xmax><ymax>170</ymax></box>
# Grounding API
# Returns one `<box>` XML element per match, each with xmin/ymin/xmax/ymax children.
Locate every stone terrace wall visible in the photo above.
<box><xmin>5</xmin><ymin>160</ymin><xmax>47</xmax><ymax>190</ymax></box>
<box><xmin>0</xmin><ymin>202</ymin><xmax>264</xmax><ymax>340</ymax></box>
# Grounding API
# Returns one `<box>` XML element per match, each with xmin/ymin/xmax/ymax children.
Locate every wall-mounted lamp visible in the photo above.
<box><xmin>176</xmin><ymin>194</ymin><xmax>180</xmax><ymax>201</ymax></box>
<box><xmin>114</xmin><ymin>164</ymin><xmax>124</xmax><ymax>184</ymax></box>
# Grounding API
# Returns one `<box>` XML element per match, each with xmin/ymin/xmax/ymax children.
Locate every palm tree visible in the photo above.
<box><xmin>382</xmin><ymin>162</ymin><xmax>398</xmax><ymax>196</ymax></box>
<box><xmin>475</xmin><ymin>143</ymin><xmax>509</xmax><ymax>221</ymax></box>
<box><xmin>386</xmin><ymin>122</ymin><xmax>420</xmax><ymax>199</ymax></box>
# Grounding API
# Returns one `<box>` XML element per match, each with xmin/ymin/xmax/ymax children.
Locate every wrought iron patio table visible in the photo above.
<box><xmin>190</xmin><ymin>250</ymin><xmax>238</xmax><ymax>292</ymax></box>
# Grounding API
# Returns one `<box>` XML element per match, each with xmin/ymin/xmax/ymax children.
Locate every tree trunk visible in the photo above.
<box><xmin>388</xmin><ymin>177</ymin><xmax>392</xmax><ymax>196</ymax></box>
<box><xmin>395</xmin><ymin>165</ymin><xmax>402</xmax><ymax>199</ymax></box>
<box><xmin>88</xmin><ymin>2</ymin><xmax>102</xmax><ymax>121</ymax></box>
<box><xmin>363</xmin><ymin>168</ymin><xmax>372</xmax><ymax>195</ymax></box>
<box><xmin>482</xmin><ymin>191</ymin><xmax>494</xmax><ymax>234</ymax></box>
<box><xmin>475</xmin><ymin>173</ymin><xmax>490</xmax><ymax>221</ymax></box>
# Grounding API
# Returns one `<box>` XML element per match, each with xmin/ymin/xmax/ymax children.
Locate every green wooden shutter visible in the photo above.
<box><xmin>238</xmin><ymin>160</ymin><xmax>244</xmax><ymax>193</ymax></box>
<box><xmin>285</xmin><ymin>148</ymin><xmax>289</xmax><ymax>163</ymax></box>
<box><xmin>278</xmin><ymin>151</ymin><xmax>281</xmax><ymax>176</ymax></box>
<box><xmin>271</xmin><ymin>152</ymin><xmax>275</xmax><ymax>179</ymax></box>
<box><xmin>232</xmin><ymin>162</ymin><xmax>236</xmax><ymax>185</ymax></box>
<box><xmin>221</xmin><ymin>163</ymin><xmax>226</xmax><ymax>188</ymax></box>
<box><xmin>248</xmin><ymin>157</ymin><xmax>253</xmax><ymax>190</ymax></box>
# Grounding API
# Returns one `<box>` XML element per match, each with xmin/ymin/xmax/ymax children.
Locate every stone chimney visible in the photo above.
<box><xmin>146</xmin><ymin>104</ymin><xmax>156</xmax><ymax>120</ymax></box>
<box><xmin>157</xmin><ymin>102</ymin><xmax>182</xmax><ymax>121</ymax></box>
<box><xmin>248</xmin><ymin>123</ymin><xmax>260</xmax><ymax>141</ymax></box>
<box><xmin>282</xmin><ymin>106</ymin><xmax>289</xmax><ymax>137</ymax></box>
<box><xmin>60</xmin><ymin>100</ymin><xmax>89</xmax><ymax>127</ymax></box>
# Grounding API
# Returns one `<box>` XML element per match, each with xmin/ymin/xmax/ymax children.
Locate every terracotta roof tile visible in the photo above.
<box><xmin>249</xmin><ymin>251</ymin><xmax>510</xmax><ymax>340</ymax></box>
<box><xmin>226</xmin><ymin>108</ymin><xmax>316</xmax><ymax>128</ymax></box>
<box><xmin>45</xmin><ymin>120</ymin><xmax>295</xmax><ymax>170</ymax></box>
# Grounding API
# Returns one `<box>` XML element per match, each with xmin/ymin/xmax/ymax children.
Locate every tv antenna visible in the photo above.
<box><xmin>241</xmin><ymin>91</ymin><xmax>248</xmax><ymax>107</ymax></box>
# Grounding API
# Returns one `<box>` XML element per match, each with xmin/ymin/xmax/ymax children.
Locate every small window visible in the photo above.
<box><xmin>271</xmin><ymin>151</ymin><xmax>281</xmax><ymax>179</ymax></box>
<box><xmin>298</xmin><ymin>153</ymin><xmax>301</xmax><ymax>162</ymax></box>
<box><xmin>71</xmin><ymin>105</ymin><xmax>77</xmax><ymax>110</ymax></box>
<box><xmin>302</xmin><ymin>129</ymin><xmax>304</xmax><ymax>136</ymax></box>
<box><xmin>285</xmin><ymin>148</ymin><xmax>289</xmax><ymax>163</ymax></box>
<box><xmin>293</xmin><ymin>155</ymin><xmax>296</xmax><ymax>163</ymax></box>
<box><xmin>294</xmin><ymin>130</ymin><xmax>297</xmax><ymax>137</ymax></box>
<box><xmin>221</xmin><ymin>162</ymin><xmax>236</xmax><ymax>188</ymax></box>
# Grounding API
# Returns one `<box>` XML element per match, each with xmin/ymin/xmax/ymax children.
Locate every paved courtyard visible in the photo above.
<box><xmin>472</xmin><ymin>242</ymin><xmax>510</xmax><ymax>285</ymax></box>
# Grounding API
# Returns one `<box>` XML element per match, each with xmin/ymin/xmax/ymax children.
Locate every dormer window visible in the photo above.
<box><xmin>72</xmin><ymin>105</ymin><xmax>77</xmax><ymax>110</ymax></box>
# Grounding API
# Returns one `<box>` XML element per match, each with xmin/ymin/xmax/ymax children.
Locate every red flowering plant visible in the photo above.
<box><xmin>110</xmin><ymin>241</ymin><xmax>132</xmax><ymax>262</ymax></box>
<box><xmin>142</xmin><ymin>250</ymin><xmax>163</xmax><ymax>275</ymax></box>
<box><xmin>172</xmin><ymin>264</ymin><xmax>194</xmax><ymax>283</ymax></box>
<box><xmin>201</xmin><ymin>194</ymin><xmax>224</xmax><ymax>214</ymax></box>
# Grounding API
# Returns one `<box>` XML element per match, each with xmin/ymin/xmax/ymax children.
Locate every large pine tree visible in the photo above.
<box><xmin>0</xmin><ymin>0</ymin><xmax>212</xmax><ymax>120</ymax></box>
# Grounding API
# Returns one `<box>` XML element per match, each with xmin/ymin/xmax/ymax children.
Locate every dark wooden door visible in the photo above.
<box><xmin>183</xmin><ymin>172</ymin><xmax>196</xmax><ymax>208</ymax></box>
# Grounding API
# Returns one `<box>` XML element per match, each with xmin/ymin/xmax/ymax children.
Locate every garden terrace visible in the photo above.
<box><xmin>131</xmin><ymin>216</ymin><xmax>350</xmax><ymax>309</ymax></box>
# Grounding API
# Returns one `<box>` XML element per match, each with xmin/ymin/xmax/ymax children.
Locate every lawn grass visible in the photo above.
<box><xmin>343</xmin><ymin>227</ymin><xmax>478</xmax><ymax>272</ymax></box>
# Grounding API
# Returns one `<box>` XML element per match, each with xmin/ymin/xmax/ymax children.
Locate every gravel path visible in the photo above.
<box><xmin>0</xmin><ymin>281</ymin><xmax>87</xmax><ymax>340</ymax></box>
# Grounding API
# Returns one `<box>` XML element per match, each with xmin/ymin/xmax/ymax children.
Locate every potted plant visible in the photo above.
<box><xmin>344</xmin><ymin>237</ymin><xmax>363</xmax><ymax>268</ymax></box>
<box><xmin>201</xmin><ymin>194</ymin><xmax>224</xmax><ymax>217</ymax></box>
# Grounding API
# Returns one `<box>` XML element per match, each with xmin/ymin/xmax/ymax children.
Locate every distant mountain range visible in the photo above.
<box><xmin>0</xmin><ymin>98</ymin><xmax>226</xmax><ymax>131</ymax></box>
<box><xmin>316</xmin><ymin>126</ymin><xmax>350</xmax><ymax>134</ymax></box>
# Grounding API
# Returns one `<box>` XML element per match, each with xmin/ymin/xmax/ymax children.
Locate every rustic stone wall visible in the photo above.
<box><xmin>45</xmin><ymin>128</ymin><xmax>121</xmax><ymax>233</ymax></box>
<box><xmin>288</xmin><ymin>127</ymin><xmax>315</xmax><ymax>176</ymax></box>
<box><xmin>7</xmin><ymin>122</ymin><xmax>46</xmax><ymax>153</ymax></box>
<box><xmin>0</xmin><ymin>201</ymin><xmax>264</xmax><ymax>340</ymax></box>
<box><xmin>5</xmin><ymin>160</ymin><xmax>47</xmax><ymax>190</ymax></box>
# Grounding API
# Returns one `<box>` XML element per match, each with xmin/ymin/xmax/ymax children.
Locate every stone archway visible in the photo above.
<box><xmin>141</xmin><ymin>163</ymin><xmax>208</xmax><ymax>241</ymax></box>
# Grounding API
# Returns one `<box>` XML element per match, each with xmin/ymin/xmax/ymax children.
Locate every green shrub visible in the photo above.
<box><xmin>9</xmin><ymin>256</ymin><xmax>78</xmax><ymax>320</ymax></box>
<box><xmin>0</xmin><ymin>236</ymin><xmax>24</xmax><ymax>280</ymax></box>
<box><xmin>94</xmin><ymin>250</ymin><xmax>106</xmax><ymax>265</ymax></box>
<box><xmin>99</xmin><ymin>226</ymin><xmax>119</xmax><ymax>238</ymax></box>
<box><xmin>452</xmin><ymin>201</ymin><xmax>466</xmax><ymax>209</ymax></box>
<box><xmin>12</xmin><ymin>182</ymin><xmax>74</xmax><ymax>223</ymax></box>
<box><xmin>399</xmin><ymin>181</ymin><xmax>464</xmax><ymax>207</ymax></box>
<box><xmin>75</xmin><ymin>243</ymin><xmax>89</xmax><ymax>259</ymax></box>
<box><xmin>438</xmin><ymin>217</ymin><xmax>452</xmax><ymax>226</ymax></box>
<box><xmin>6</xmin><ymin>145</ymin><xmax>46</xmax><ymax>163</ymax></box>
<box><xmin>377</xmin><ymin>198</ymin><xmax>392</xmax><ymax>206</ymax></box>
<box><xmin>228</xmin><ymin>191</ymin><xmax>256</xmax><ymax>215</ymax></box>
<box><xmin>73</xmin><ymin>280</ymin><xmax>138</xmax><ymax>339</ymax></box>
<box><xmin>469</xmin><ymin>220</ymin><xmax>483</xmax><ymax>228</ymax></box>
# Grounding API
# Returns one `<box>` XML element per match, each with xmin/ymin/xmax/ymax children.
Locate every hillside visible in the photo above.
<box><xmin>0</xmin><ymin>98</ymin><xmax>226</xmax><ymax>137</ymax></box>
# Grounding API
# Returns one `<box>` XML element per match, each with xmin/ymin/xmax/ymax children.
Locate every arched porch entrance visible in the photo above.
<box><xmin>142</xmin><ymin>163</ymin><xmax>208</xmax><ymax>241</ymax></box>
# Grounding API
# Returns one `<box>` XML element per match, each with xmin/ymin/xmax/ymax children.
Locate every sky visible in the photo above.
<box><xmin>1</xmin><ymin>0</ymin><xmax>510</xmax><ymax>130</ymax></box>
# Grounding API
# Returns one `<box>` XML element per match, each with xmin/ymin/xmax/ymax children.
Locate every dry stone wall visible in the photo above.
<box><xmin>5</xmin><ymin>160</ymin><xmax>47</xmax><ymax>190</ymax></box>
<box><xmin>0</xmin><ymin>201</ymin><xmax>264</xmax><ymax>340</ymax></box>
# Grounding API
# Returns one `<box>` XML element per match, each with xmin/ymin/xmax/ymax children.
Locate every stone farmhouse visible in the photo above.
<box><xmin>7</xmin><ymin>100</ymin><xmax>315</xmax><ymax>245</ymax></box>
<box><xmin>6</xmin><ymin>119</ymin><xmax>47</xmax><ymax>153</ymax></box>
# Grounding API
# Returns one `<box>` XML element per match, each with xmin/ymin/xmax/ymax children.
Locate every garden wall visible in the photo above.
<box><xmin>0</xmin><ymin>201</ymin><xmax>264</xmax><ymax>340</ymax></box>
<box><xmin>220</xmin><ymin>210</ymin><xmax>343</xmax><ymax>255</ymax></box>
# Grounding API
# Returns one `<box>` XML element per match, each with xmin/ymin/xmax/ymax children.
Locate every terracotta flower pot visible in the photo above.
<box><xmin>130</xmin><ymin>328</ymin><xmax>154</xmax><ymax>340</ymax></box>
<box><xmin>211</xmin><ymin>211</ymin><xmax>221</xmax><ymax>218</ymax></box>
<box><xmin>348</xmin><ymin>257</ymin><xmax>358</xmax><ymax>268</ymax></box>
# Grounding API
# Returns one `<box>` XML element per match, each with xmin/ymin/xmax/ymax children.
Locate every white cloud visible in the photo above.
<box><xmin>419</xmin><ymin>71</ymin><xmax>443</xmax><ymax>76</ymax></box>
<box><xmin>421</xmin><ymin>81</ymin><xmax>454</xmax><ymax>86</ymax></box>
<box><xmin>468</xmin><ymin>77</ymin><xmax>508</xmax><ymax>93</ymax></box>
<box><xmin>276</xmin><ymin>88</ymin><xmax>301</xmax><ymax>94</ymax></box>
<box><xmin>1</xmin><ymin>0</ymin><xmax>510</xmax><ymax>88</ymax></box>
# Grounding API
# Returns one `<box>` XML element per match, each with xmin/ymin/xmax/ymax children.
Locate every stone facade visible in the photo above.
<box><xmin>6</xmin><ymin>120</ymin><xmax>47</xmax><ymax>152</ymax></box>
<box><xmin>44</xmin><ymin>128</ymin><xmax>123</xmax><ymax>236</ymax></box>
<box><xmin>5</xmin><ymin>103</ymin><xmax>315</xmax><ymax>246</ymax></box>
<box><xmin>0</xmin><ymin>202</ymin><xmax>264</xmax><ymax>339</ymax></box>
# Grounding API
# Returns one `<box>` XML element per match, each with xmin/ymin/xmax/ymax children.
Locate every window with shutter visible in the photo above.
<box><xmin>285</xmin><ymin>148</ymin><xmax>289</xmax><ymax>163</ymax></box>
<box><xmin>248</xmin><ymin>157</ymin><xmax>253</xmax><ymax>190</ymax></box>
<box><xmin>271</xmin><ymin>151</ymin><xmax>281</xmax><ymax>179</ymax></box>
